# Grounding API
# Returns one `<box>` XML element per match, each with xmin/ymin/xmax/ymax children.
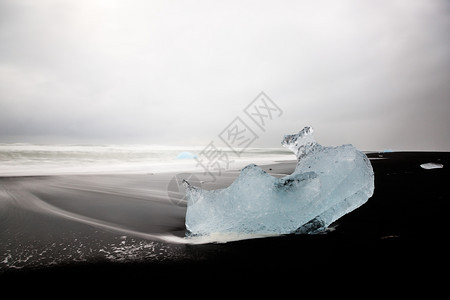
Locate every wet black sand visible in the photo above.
<box><xmin>1</xmin><ymin>152</ymin><xmax>449</xmax><ymax>287</ymax></box>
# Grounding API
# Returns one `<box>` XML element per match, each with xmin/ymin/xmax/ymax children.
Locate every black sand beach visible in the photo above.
<box><xmin>1</xmin><ymin>152</ymin><xmax>449</xmax><ymax>286</ymax></box>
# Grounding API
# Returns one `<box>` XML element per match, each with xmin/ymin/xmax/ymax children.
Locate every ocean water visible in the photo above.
<box><xmin>0</xmin><ymin>143</ymin><xmax>294</xmax><ymax>176</ymax></box>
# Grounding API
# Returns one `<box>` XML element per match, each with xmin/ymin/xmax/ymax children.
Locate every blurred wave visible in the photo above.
<box><xmin>0</xmin><ymin>143</ymin><xmax>293</xmax><ymax>176</ymax></box>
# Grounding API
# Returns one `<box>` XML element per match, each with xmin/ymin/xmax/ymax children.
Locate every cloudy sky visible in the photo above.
<box><xmin>0</xmin><ymin>0</ymin><xmax>449</xmax><ymax>150</ymax></box>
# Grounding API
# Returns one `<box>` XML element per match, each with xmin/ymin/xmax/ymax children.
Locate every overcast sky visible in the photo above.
<box><xmin>0</xmin><ymin>0</ymin><xmax>449</xmax><ymax>150</ymax></box>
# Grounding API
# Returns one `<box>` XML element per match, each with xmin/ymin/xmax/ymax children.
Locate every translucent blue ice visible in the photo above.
<box><xmin>176</xmin><ymin>152</ymin><xmax>198</xmax><ymax>159</ymax></box>
<box><xmin>184</xmin><ymin>127</ymin><xmax>374</xmax><ymax>236</ymax></box>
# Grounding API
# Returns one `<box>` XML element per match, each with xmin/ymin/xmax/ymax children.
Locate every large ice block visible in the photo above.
<box><xmin>184</xmin><ymin>127</ymin><xmax>374</xmax><ymax>236</ymax></box>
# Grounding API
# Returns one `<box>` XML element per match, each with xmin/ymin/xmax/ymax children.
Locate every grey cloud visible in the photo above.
<box><xmin>0</xmin><ymin>0</ymin><xmax>449</xmax><ymax>150</ymax></box>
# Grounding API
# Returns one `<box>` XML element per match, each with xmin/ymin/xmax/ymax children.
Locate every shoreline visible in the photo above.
<box><xmin>1</xmin><ymin>151</ymin><xmax>449</xmax><ymax>284</ymax></box>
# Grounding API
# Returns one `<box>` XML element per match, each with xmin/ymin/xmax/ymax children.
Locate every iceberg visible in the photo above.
<box><xmin>176</xmin><ymin>151</ymin><xmax>198</xmax><ymax>159</ymax></box>
<box><xmin>420</xmin><ymin>163</ymin><xmax>444</xmax><ymax>170</ymax></box>
<box><xmin>184</xmin><ymin>127</ymin><xmax>374</xmax><ymax>236</ymax></box>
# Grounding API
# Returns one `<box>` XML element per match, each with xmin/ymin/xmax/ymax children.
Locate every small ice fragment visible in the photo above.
<box><xmin>176</xmin><ymin>152</ymin><xmax>198</xmax><ymax>159</ymax></box>
<box><xmin>420</xmin><ymin>163</ymin><xmax>444</xmax><ymax>170</ymax></box>
<box><xmin>184</xmin><ymin>126</ymin><xmax>374</xmax><ymax>237</ymax></box>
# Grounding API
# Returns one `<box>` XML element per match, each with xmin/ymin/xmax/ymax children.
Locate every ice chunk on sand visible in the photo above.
<box><xmin>184</xmin><ymin>126</ymin><xmax>374</xmax><ymax>236</ymax></box>
<box><xmin>420</xmin><ymin>163</ymin><xmax>444</xmax><ymax>170</ymax></box>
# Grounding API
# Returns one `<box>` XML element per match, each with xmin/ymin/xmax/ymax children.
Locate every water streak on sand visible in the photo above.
<box><xmin>1</xmin><ymin>182</ymin><xmax>275</xmax><ymax>246</ymax></box>
<box><xmin>1</xmin><ymin>185</ymin><xmax>183</xmax><ymax>243</ymax></box>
